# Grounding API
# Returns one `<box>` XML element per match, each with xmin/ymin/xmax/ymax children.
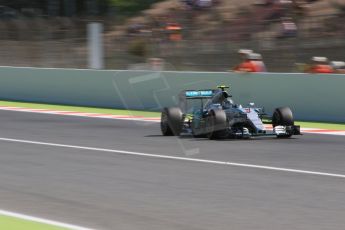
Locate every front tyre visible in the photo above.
<box><xmin>161</xmin><ymin>107</ymin><xmax>183</xmax><ymax>136</ymax></box>
<box><xmin>272</xmin><ymin>107</ymin><xmax>294</xmax><ymax>127</ymax></box>
<box><xmin>272</xmin><ymin>107</ymin><xmax>294</xmax><ymax>138</ymax></box>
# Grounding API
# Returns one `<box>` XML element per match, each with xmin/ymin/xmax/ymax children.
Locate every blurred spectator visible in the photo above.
<box><xmin>277</xmin><ymin>17</ymin><xmax>297</xmax><ymax>38</ymax></box>
<box><xmin>234</xmin><ymin>52</ymin><xmax>267</xmax><ymax>72</ymax></box>
<box><xmin>308</xmin><ymin>57</ymin><xmax>334</xmax><ymax>74</ymax></box>
<box><xmin>236</xmin><ymin>49</ymin><xmax>253</xmax><ymax>65</ymax></box>
<box><xmin>127</xmin><ymin>23</ymin><xmax>152</xmax><ymax>38</ymax></box>
<box><xmin>196</xmin><ymin>0</ymin><xmax>213</xmax><ymax>8</ymax></box>
<box><xmin>127</xmin><ymin>23</ymin><xmax>144</xmax><ymax>36</ymax></box>
<box><xmin>166</xmin><ymin>22</ymin><xmax>183</xmax><ymax>41</ymax></box>
<box><xmin>238</xmin><ymin>49</ymin><xmax>253</xmax><ymax>56</ymax></box>
<box><xmin>330</xmin><ymin>61</ymin><xmax>345</xmax><ymax>74</ymax></box>
<box><xmin>182</xmin><ymin>0</ymin><xmax>214</xmax><ymax>9</ymax></box>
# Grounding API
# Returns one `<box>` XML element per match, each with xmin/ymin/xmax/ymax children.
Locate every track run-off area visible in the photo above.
<box><xmin>0</xmin><ymin>105</ymin><xmax>345</xmax><ymax>136</ymax></box>
<box><xmin>0</xmin><ymin>107</ymin><xmax>344</xmax><ymax>230</ymax></box>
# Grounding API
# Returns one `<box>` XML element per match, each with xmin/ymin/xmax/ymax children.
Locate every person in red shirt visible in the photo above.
<box><xmin>308</xmin><ymin>57</ymin><xmax>334</xmax><ymax>74</ymax></box>
<box><xmin>234</xmin><ymin>52</ymin><xmax>267</xmax><ymax>72</ymax></box>
<box><xmin>166</xmin><ymin>22</ymin><xmax>182</xmax><ymax>42</ymax></box>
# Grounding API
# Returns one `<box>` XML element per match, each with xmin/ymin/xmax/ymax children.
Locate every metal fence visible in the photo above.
<box><xmin>0</xmin><ymin>13</ymin><xmax>344</xmax><ymax>72</ymax></box>
<box><xmin>0</xmin><ymin>18</ymin><xmax>88</xmax><ymax>68</ymax></box>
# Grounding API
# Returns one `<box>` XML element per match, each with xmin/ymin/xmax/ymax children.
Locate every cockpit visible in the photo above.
<box><xmin>222</xmin><ymin>98</ymin><xmax>234</xmax><ymax>109</ymax></box>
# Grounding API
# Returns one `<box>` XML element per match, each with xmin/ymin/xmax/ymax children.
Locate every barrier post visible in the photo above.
<box><xmin>87</xmin><ymin>22</ymin><xmax>104</xmax><ymax>69</ymax></box>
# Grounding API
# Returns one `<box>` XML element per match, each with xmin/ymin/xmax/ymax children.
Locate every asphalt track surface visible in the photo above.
<box><xmin>0</xmin><ymin>110</ymin><xmax>344</xmax><ymax>230</ymax></box>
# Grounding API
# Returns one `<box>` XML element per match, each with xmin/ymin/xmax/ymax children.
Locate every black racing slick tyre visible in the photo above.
<box><xmin>161</xmin><ymin>107</ymin><xmax>183</xmax><ymax>136</ymax></box>
<box><xmin>272</xmin><ymin>107</ymin><xmax>294</xmax><ymax>138</ymax></box>
<box><xmin>272</xmin><ymin>107</ymin><xmax>294</xmax><ymax>127</ymax></box>
<box><xmin>207</xmin><ymin>110</ymin><xmax>228</xmax><ymax>140</ymax></box>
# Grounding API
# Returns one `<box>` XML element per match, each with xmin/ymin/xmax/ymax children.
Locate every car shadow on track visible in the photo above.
<box><xmin>190</xmin><ymin>138</ymin><xmax>299</xmax><ymax>142</ymax></box>
<box><xmin>145</xmin><ymin>135</ymin><xmax>299</xmax><ymax>142</ymax></box>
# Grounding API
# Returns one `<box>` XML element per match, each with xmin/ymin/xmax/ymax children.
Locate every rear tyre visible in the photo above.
<box><xmin>207</xmin><ymin>110</ymin><xmax>228</xmax><ymax>140</ymax></box>
<box><xmin>272</xmin><ymin>107</ymin><xmax>294</xmax><ymax>138</ymax></box>
<box><xmin>161</xmin><ymin>107</ymin><xmax>183</xmax><ymax>136</ymax></box>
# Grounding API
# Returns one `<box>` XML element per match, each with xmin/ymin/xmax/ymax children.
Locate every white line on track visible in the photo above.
<box><xmin>0</xmin><ymin>137</ymin><xmax>345</xmax><ymax>179</ymax></box>
<box><xmin>0</xmin><ymin>209</ymin><xmax>94</xmax><ymax>230</ymax></box>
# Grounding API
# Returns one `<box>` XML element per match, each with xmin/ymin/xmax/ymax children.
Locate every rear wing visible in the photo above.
<box><xmin>178</xmin><ymin>89</ymin><xmax>218</xmax><ymax>113</ymax></box>
<box><xmin>183</xmin><ymin>89</ymin><xmax>217</xmax><ymax>99</ymax></box>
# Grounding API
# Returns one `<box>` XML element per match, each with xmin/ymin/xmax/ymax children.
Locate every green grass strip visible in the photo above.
<box><xmin>0</xmin><ymin>100</ymin><xmax>344</xmax><ymax>130</ymax></box>
<box><xmin>295</xmin><ymin>121</ymin><xmax>345</xmax><ymax>131</ymax></box>
<box><xmin>0</xmin><ymin>215</ymin><xmax>68</xmax><ymax>230</ymax></box>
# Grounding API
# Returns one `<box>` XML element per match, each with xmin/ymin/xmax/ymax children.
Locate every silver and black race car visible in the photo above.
<box><xmin>161</xmin><ymin>85</ymin><xmax>301</xmax><ymax>139</ymax></box>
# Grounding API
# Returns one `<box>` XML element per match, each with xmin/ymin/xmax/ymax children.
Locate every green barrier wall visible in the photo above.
<box><xmin>0</xmin><ymin>66</ymin><xmax>344</xmax><ymax>122</ymax></box>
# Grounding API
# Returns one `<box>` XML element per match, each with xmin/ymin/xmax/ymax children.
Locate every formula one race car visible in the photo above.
<box><xmin>161</xmin><ymin>85</ymin><xmax>301</xmax><ymax>139</ymax></box>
